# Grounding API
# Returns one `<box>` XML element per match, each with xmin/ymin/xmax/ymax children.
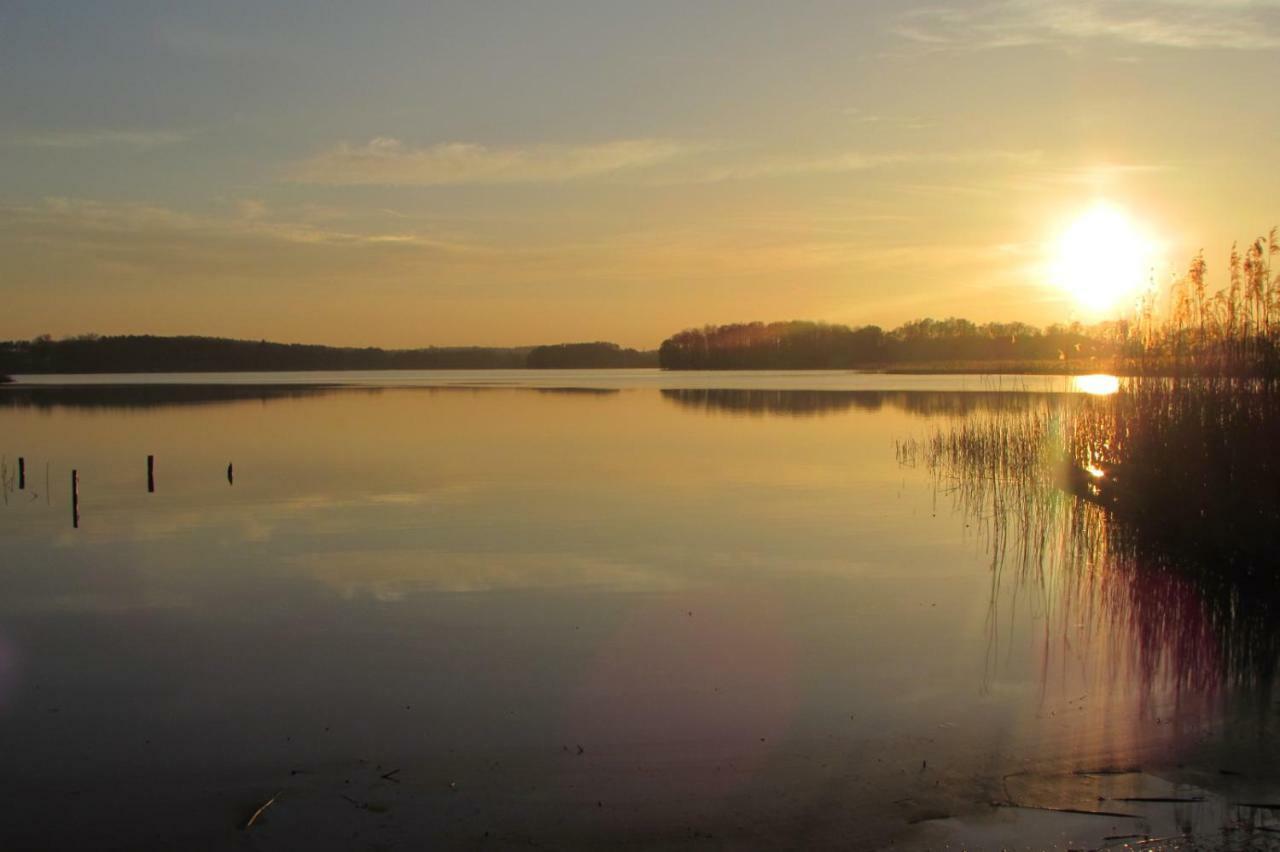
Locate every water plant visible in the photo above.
<box><xmin>898</xmin><ymin>232</ymin><xmax>1280</xmax><ymax>703</ymax></box>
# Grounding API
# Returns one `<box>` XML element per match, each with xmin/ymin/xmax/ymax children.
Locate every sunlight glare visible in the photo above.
<box><xmin>1050</xmin><ymin>203</ymin><xmax>1156</xmax><ymax>316</ymax></box>
<box><xmin>1073</xmin><ymin>374</ymin><xmax>1120</xmax><ymax>396</ymax></box>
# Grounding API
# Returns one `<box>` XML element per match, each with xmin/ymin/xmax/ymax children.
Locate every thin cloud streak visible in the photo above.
<box><xmin>3</xmin><ymin>198</ymin><xmax>478</xmax><ymax>253</ymax></box>
<box><xmin>4</xmin><ymin>129</ymin><xmax>189</xmax><ymax>150</ymax></box>
<box><xmin>290</xmin><ymin>137</ymin><xmax>1044</xmax><ymax>188</ymax></box>
<box><xmin>894</xmin><ymin>0</ymin><xmax>1280</xmax><ymax>51</ymax></box>
<box><xmin>291</xmin><ymin>137</ymin><xmax>692</xmax><ymax>186</ymax></box>
<box><xmin>683</xmin><ymin>148</ymin><xmax>1045</xmax><ymax>184</ymax></box>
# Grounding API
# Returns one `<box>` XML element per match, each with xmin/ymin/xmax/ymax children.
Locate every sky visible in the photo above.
<box><xmin>2</xmin><ymin>0</ymin><xmax>1278</xmax><ymax>349</ymax></box>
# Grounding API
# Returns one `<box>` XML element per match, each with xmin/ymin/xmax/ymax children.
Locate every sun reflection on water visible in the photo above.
<box><xmin>1072</xmin><ymin>374</ymin><xmax>1120</xmax><ymax>396</ymax></box>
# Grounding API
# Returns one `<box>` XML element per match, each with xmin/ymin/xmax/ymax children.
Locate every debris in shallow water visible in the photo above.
<box><xmin>1133</xmin><ymin>835</ymin><xmax>1190</xmax><ymax>847</ymax></box>
<box><xmin>243</xmin><ymin>791</ymin><xmax>280</xmax><ymax>830</ymax></box>
<box><xmin>995</xmin><ymin>801</ymin><xmax>1141</xmax><ymax>819</ymax></box>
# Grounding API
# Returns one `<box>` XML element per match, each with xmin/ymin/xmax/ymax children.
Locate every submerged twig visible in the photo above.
<box><xmin>995</xmin><ymin>800</ymin><xmax>1141</xmax><ymax>819</ymax></box>
<box><xmin>243</xmin><ymin>791</ymin><xmax>280</xmax><ymax>830</ymax></box>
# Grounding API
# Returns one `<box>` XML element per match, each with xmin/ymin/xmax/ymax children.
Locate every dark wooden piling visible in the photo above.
<box><xmin>227</xmin><ymin>462</ymin><xmax>234</xmax><ymax>486</ymax></box>
<box><xmin>147</xmin><ymin>455</ymin><xmax>155</xmax><ymax>493</ymax></box>
<box><xmin>71</xmin><ymin>469</ymin><xmax>79</xmax><ymax>528</ymax></box>
<box><xmin>17</xmin><ymin>457</ymin><xmax>24</xmax><ymax>490</ymax></box>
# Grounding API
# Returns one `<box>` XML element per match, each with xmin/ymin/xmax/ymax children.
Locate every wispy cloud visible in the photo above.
<box><xmin>894</xmin><ymin>0</ymin><xmax>1280</xmax><ymax>51</ymax></box>
<box><xmin>4</xmin><ymin>129</ymin><xmax>189</xmax><ymax>150</ymax></box>
<box><xmin>684</xmin><ymin>148</ymin><xmax>1044</xmax><ymax>183</ymax></box>
<box><xmin>5</xmin><ymin>197</ymin><xmax>476</xmax><ymax>253</ymax></box>
<box><xmin>291</xmin><ymin>137</ymin><xmax>691</xmax><ymax>186</ymax></box>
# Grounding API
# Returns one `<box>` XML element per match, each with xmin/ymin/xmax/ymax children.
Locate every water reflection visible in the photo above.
<box><xmin>662</xmin><ymin>388</ymin><xmax>1064</xmax><ymax>418</ymax></box>
<box><xmin>2</xmin><ymin>379</ymin><xmax>1275</xmax><ymax>848</ymax></box>
<box><xmin>901</xmin><ymin>405</ymin><xmax>1280</xmax><ymax>710</ymax></box>
<box><xmin>1071</xmin><ymin>373</ymin><xmax>1120</xmax><ymax>396</ymax></box>
<box><xmin>0</xmin><ymin>383</ymin><xmax>352</xmax><ymax>410</ymax></box>
<box><xmin>0</xmin><ymin>384</ymin><xmax>627</xmax><ymax>413</ymax></box>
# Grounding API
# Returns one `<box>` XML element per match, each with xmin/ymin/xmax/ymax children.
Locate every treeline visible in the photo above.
<box><xmin>658</xmin><ymin>319</ymin><xmax>1115</xmax><ymax>370</ymax></box>
<box><xmin>0</xmin><ymin>335</ymin><xmax>656</xmax><ymax>374</ymax></box>
<box><xmin>526</xmin><ymin>342</ymin><xmax>656</xmax><ymax>368</ymax></box>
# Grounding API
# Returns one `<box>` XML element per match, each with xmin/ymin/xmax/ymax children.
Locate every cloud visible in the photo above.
<box><xmin>292</xmin><ymin>134</ymin><xmax>1043</xmax><ymax>188</ymax></box>
<box><xmin>685</xmin><ymin>148</ymin><xmax>1043</xmax><ymax>183</ymax></box>
<box><xmin>291</xmin><ymin>137</ymin><xmax>691</xmax><ymax>186</ymax></box>
<box><xmin>0</xmin><ymin>197</ymin><xmax>479</xmax><ymax>258</ymax></box>
<box><xmin>894</xmin><ymin>0</ymin><xmax>1280</xmax><ymax>51</ymax></box>
<box><xmin>4</xmin><ymin>129</ymin><xmax>189</xmax><ymax>150</ymax></box>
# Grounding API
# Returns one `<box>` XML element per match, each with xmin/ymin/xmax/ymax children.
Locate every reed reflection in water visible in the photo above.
<box><xmin>898</xmin><ymin>382</ymin><xmax>1280</xmax><ymax>723</ymax></box>
<box><xmin>661</xmin><ymin>387</ymin><xmax>1065</xmax><ymax>418</ymax></box>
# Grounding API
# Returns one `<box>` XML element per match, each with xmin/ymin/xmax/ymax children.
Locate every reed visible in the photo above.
<box><xmin>899</xmin><ymin>394</ymin><xmax>1280</xmax><ymax>700</ymax></box>
<box><xmin>1125</xmin><ymin>228</ymin><xmax>1280</xmax><ymax>378</ymax></box>
<box><xmin>899</xmin><ymin>235</ymin><xmax>1280</xmax><ymax>699</ymax></box>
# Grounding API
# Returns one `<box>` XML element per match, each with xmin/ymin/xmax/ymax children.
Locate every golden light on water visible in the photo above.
<box><xmin>1050</xmin><ymin>203</ymin><xmax>1158</xmax><ymax>316</ymax></box>
<box><xmin>1073</xmin><ymin>374</ymin><xmax>1120</xmax><ymax>396</ymax></box>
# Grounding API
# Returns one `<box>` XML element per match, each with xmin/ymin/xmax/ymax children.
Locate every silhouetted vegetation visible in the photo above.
<box><xmin>526</xmin><ymin>342</ymin><xmax>656</xmax><ymax>368</ymax></box>
<box><xmin>900</xmin><ymin>393</ymin><xmax>1280</xmax><ymax>699</ymax></box>
<box><xmin>658</xmin><ymin>319</ymin><xmax>1113</xmax><ymax>370</ymax></box>
<box><xmin>1129</xmin><ymin>229</ymin><xmax>1280</xmax><ymax>378</ymax></box>
<box><xmin>0</xmin><ymin>335</ymin><xmax>657</xmax><ymax>374</ymax></box>
<box><xmin>897</xmin><ymin>232</ymin><xmax>1280</xmax><ymax>697</ymax></box>
<box><xmin>1071</xmin><ymin>232</ymin><xmax>1280</xmax><ymax>567</ymax></box>
<box><xmin>0</xmin><ymin>335</ymin><xmax>527</xmax><ymax>373</ymax></box>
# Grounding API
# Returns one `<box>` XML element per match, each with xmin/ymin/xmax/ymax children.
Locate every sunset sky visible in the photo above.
<box><xmin>3</xmin><ymin>1</ymin><xmax>1278</xmax><ymax>348</ymax></box>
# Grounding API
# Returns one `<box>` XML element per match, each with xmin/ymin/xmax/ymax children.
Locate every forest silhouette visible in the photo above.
<box><xmin>1</xmin><ymin>321</ymin><xmax>1111</xmax><ymax>376</ymax></box>
<box><xmin>0</xmin><ymin>336</ymin><xmax>656</xmax><ymax>375</ymax></box>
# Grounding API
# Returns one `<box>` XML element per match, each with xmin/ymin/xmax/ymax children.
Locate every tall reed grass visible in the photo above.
<box><xmin>1126</xmin><ymin>229</ymin><xmax>1280</xmax><ymax>378</ymax></box>
<box><xmin>898</xmin><ymin>234</ymin><xmax>1280</xmax><ymax>700</ymax></box>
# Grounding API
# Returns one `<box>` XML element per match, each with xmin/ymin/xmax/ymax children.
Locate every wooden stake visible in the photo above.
<box><xmin>71</xmin><ymin>469</ymin><xmax>79</xmax><ymax>528</ymax></box>
<box><xmin>17</xmin><ymin>457</ymin><xmax>24</xmax><ymax>490</ymax></box>
<box><xmin>147</xmin><ymin>455</ymin><xmax>155</xmax><ymax>493</ymax></box>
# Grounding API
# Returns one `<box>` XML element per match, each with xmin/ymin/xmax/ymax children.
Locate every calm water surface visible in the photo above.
<box><xmin>0</xmin><ymin>372</ymin><xmax>1274</xmax><ymax>849</ymax></box>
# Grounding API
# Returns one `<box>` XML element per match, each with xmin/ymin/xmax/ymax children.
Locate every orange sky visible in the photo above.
<box><xmin>2</xmin><ymin>2</ymin><xmax>1278</xmax><ymax>348</ymax></box>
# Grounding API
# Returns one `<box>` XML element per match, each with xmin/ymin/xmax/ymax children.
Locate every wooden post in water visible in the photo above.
<box><xmin>227</xmin><ymin>462</ymin><xmax>234</xmax><ymax>486</ymax></box>
<box><xmin>147</xmin><ymin>455</ymin><xmax>155</xmax><ymax>493</ymax></box>
<box><xmin>71</xmin><ymin>469</ymin><xmax>79</xmax><ymax>528</ymax></box>
<box><xmin>17</xmin><ymin>457</ymin><xmax>24</xmax><ymax>490</ymax></box>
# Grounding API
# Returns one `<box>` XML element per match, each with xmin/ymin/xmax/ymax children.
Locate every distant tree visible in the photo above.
<box><xmin>527</xmin><ymin>342</ymin><xmax>657</xmax><ymax>368</ymax></box>
<box><xmin>659</xmin><ymin>318</ymin><xmax>1115</xmax><ymax>370</ymax></box>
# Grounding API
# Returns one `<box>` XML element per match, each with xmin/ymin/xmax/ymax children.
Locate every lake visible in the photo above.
<box><xmin>1</xmin><ymin>371</ymin><xmax>1276</xmax><ymax>850</ymax></box>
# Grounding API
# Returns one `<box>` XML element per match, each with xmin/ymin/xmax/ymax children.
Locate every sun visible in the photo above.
<box><xmin>1049</xmin><ymin>203</ymin><xmax>1157</xmax><ymax>316</ymax></box>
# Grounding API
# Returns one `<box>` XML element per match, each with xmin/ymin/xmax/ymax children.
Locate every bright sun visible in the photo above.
<box><xmin>1050</xmin><ymin>203</ymin><xmax>1158</xmax><ymax>316</ymax></box>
